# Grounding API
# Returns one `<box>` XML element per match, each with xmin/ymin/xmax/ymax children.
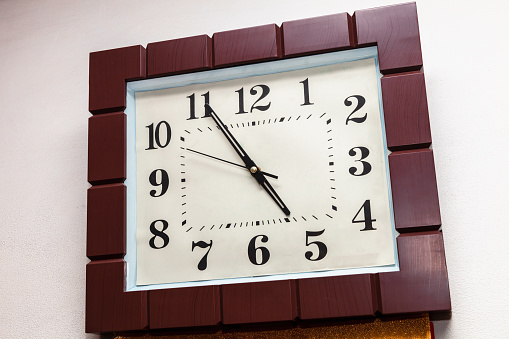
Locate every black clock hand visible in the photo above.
<box><xmin>205</xmin><ymin>103</ymin><xmax>290</xmax><ymax>215</ymax></box>
<box><xmin>185</xmin><ymin>148</ymin><xmax>278</xmax><ymax>179</ymax></box>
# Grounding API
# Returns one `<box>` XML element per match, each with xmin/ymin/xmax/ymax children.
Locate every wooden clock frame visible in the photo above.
<box><xmin>86</xmin><ymin>2</ymin><xmax>450</xmax><ymax>333</ymax></box>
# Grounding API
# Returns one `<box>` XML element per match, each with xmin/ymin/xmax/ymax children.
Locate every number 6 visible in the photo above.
<box><xmin>248</xmin><ymin>235</ymin><xmax>270</xmax><ymax>265</ymax></box>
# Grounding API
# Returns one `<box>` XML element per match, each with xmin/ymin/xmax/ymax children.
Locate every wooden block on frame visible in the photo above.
<box><xmin>389</xmin><ymin>149</ymin><xmax>441</xmax><ymax>232</ymax></box>
<box><xmin>354</xmin><ymin>2</ymin><xmax>422</xmax><ymax>73</ymax></box>
<box><xmin>282</xmin><ymin>13</ymin><xmax>353</xmax><ymax>57</ymax></box>
<box><xmin>87</xmin><ymin>183</ymin><xmax>126</xmax><ymax>259</ymax></box>
<box><xmin>89</xmin><ymin>45</ymin><xmax>146</xmax><ymax>114</ymax></box>
<box><xmin>213</xmin><ymin>24</ymin><xmax>282</xmax><ymax>67</ymax></box>
<box><xmin>222</xmin><ymin>280</ymin><xmax>297</xmax><ymax>324</ymax></box>
<box><xmin>382</xmin><ymin>71</ymin><xmax>431</xmax><ymax>150</ymax></box>
<box><xmin>149</xmin><ymin>286</ymin><xmax>221</xmax><ymax>329</ymax></box>
<box><xmin>88</xmin><ymin>112</ymin><xmax>126</xmax><ymax>185</ymax></box>
<box><xmin>378</xmin><ymin>232</ymin><xmax>451</xmax><ymax>315</ymax></box>
<box><xmin>299</xmin><ymin>274</ymin><xmax>378</xmax><ymax>319</ymax></box>
<box><xmin>86</xmin><ymin>260</ymin><xmax>148</xmax><ymax>333</ymax></box>
<box><xmin>147</xmin><ymin>35</ymin><xmax>213</xmax><ymax>77</ymax></box>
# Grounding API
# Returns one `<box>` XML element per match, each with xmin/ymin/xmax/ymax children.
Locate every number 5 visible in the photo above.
<box><xmin>305</xmin><ymin>230</ymin><xmax>327</xmax><ymax>261</ymax></box>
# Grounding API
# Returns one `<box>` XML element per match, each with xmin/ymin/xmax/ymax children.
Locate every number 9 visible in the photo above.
<box><xmin>149</xmin><ymin>169</ymin><xmax>169</xmax><ymax>197</ymax></box>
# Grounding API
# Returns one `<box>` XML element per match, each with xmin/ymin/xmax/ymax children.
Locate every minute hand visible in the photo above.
<box><xmin>205</xmin><ymin>104</ymin><xmax>290</xmax><ymax>216</ymax></box>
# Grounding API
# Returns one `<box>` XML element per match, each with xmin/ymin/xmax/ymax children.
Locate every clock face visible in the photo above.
<box><xmin>127</xmin><ymin>48</ymin><xmax>397</xmax><ymax>288</ymax></box>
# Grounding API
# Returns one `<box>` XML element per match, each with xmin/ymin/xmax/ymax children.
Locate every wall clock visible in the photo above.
<box><xmin>87</xmin><ymin>2</ymin><xmax>450</xmax><ymax>333</ymax></box>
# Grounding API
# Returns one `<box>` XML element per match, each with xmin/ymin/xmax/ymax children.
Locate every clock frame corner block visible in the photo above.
<box><xmin>86</xmin><ymin>2</ymin><xmax>450</xmax><ymax>334</ymax></box>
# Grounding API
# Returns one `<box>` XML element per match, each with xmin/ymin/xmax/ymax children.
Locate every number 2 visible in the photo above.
<box><xmin>344</xmin><ymin>95</ymin><xmax>367</xmax><ymax>124</ymax></box>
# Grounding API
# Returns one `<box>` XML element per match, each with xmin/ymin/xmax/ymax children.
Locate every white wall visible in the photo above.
<box><xmin>1</xmin><ymin>0</ymin><xmax>508</xmax><ymax>338</ymax></box>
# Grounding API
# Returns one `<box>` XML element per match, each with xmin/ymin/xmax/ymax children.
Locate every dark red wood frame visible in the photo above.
<box><xmin>86</xmin><ymin>2</ymin><xmax>450</xmax><ymax>333</ymax></box>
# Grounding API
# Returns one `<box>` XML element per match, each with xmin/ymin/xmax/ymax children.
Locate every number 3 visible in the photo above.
<box><xmin>348</xmin><ymin>146</ymin><xmax>372</xmax><ymax>176</ymax></box>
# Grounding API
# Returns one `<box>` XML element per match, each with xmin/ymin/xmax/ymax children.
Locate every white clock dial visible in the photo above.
<box><xmin>128</xmin><ymin>49</ymin><xmax>397</xmax><ymax>288</ymax></box>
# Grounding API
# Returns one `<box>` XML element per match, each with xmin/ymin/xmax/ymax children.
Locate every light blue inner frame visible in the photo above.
<box><xmin>125</xmin><ymin>46</ymin><xmax>399</xmax><ymax>292</ymax></box>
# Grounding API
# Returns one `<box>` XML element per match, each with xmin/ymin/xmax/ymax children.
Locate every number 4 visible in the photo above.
<box><xmin>352</xmin><ymin>200</ymin><xmax>376</xmax><ymax>231</ymax></box>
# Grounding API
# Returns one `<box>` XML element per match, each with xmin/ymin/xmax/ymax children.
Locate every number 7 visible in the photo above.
<box><xmin>191</xmin><ymin>240</ymin><xmax>213</xmax><ymax>271</ymax></box>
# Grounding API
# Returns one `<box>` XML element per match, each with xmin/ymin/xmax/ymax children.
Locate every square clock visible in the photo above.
<box><xmin>87</xmin><ymin>2</ymin><xmax>450</xmax><ymax>333</ymax></box>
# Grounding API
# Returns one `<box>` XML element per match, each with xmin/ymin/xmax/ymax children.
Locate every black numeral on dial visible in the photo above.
<box><xmin>187</xmin><ymin>92</ymin><xmax>211</xmax><ymax>120</ymax></box>
<box><xmin>305</xmin><ymin>229</ymin><xmax>327</xmax><ymax>261</ymax></box>
<box><xmin>235</xmin><ymin>85</ymin><xmax>271</xmax><ymax>114</ymax></box>
<box><xmin>192</xmin><ymin>240</ymin><xmax>213</xmax><ymax>271</ymax></box>
<box><xmin>299</xmin><ymin>78</ymin><xmax>314</xmax><ymax>106</ymax></box>
<box><xmin>149</xmin><ymin>169</ymin><xmax>169</xmax><ymax>197</ymax></box>
<box><xmin>352</xmin><ymin>200</ymin><xmax>377</xmax><ymax>231</ymax></box>
<box><xmin>234</xmin><ymin>87</ymin><xmax>248</xmax><ymax>114</ymax></box>
<box><xmin>348</xmin><ymin>147</ymin><xmax>372</xmax><ymax>176</ymax></box>
<box><xmin>345</xmin><ymin>95</ymin><xmax>367</xmax><ymax>124</ymax></box>
<box><xmin>146</xmin><ymin>121</ymin><xmax>171</xmax><ymax>150</ymax></box>
<box><xmin>248</xmin><ymin>235</ymin><xmax>270</xmax><ymax>265</ymax></box>
<box><xmin>149</xmin><ymin>219</ymin><xmax>169</xmax><ymax>249</ymax></box>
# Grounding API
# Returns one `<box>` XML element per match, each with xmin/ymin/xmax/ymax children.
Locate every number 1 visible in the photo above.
<box><xmin>300</xmin><ymin>78</ymin><xmax>314</xmax><ymax>106</ymax></box>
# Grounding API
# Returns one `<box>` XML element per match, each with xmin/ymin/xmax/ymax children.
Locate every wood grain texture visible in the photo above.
<box><xmin>87</xmin><ymin>5</ymin><xmax>447</xmax><ymax>333</ymax></box>
<box><xmin>282</xmin><ymin>13</ymin><xmax>353</xmax><ymax>57</ymax></box>
<box><xmin>389</xmin><ymin>149</ymin><xmax>441</xmax><ymax>232</ymax></box>
<box><xmin>88</xmin><ymin>112</ymin><xmax>126</xmax><ymax>185</ymax></box>
<box><xmin>222</xmin><ymin>280</ymin><xmax>297</xmax><ymax>324</ymax></box>
<box><xmin>299</xmin><ymin>274</ymin><xmax>377</xmax><ymax>319</ymax></box>
<box><xmin>382</xmin><ymin>71</ymin><xmax>431</xmax><ymax>150</ymax></box>
<box><xmin>149</xmin><ymin>286</ymin><xmax>221</xmax><ymax>329</ymax></box>
<box><xmin>213</xmin><ymin>24</ymin><xmax>282</xmax><ymax>67</ymax></box>
<box><xmin>147</xmin><ymin>35</ymin><xmax>212</xmax><ymax>77</ymax></box>
<box><xmin>378</xmin><ymin>232</ymin><xmax>451</xmax><ymax>315</ymax></box>
<box><xmin>354</xmin><ymin>2</ymin><xmax>422</xmax><ymax>73</ymax></box>
<box><xmin>87</xmin><ymin>184</ymin><xmax>126</xmax><ymax>259</ymax></box>
<box><xmin>89</xmin><ymin>45</ymin><xmax>146</xmax><ymax>114</ymax></box>
<box><xmin>86</xmin><ymin>260</ymin><xmax>148</xmax><ymax>333</ymax></box>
